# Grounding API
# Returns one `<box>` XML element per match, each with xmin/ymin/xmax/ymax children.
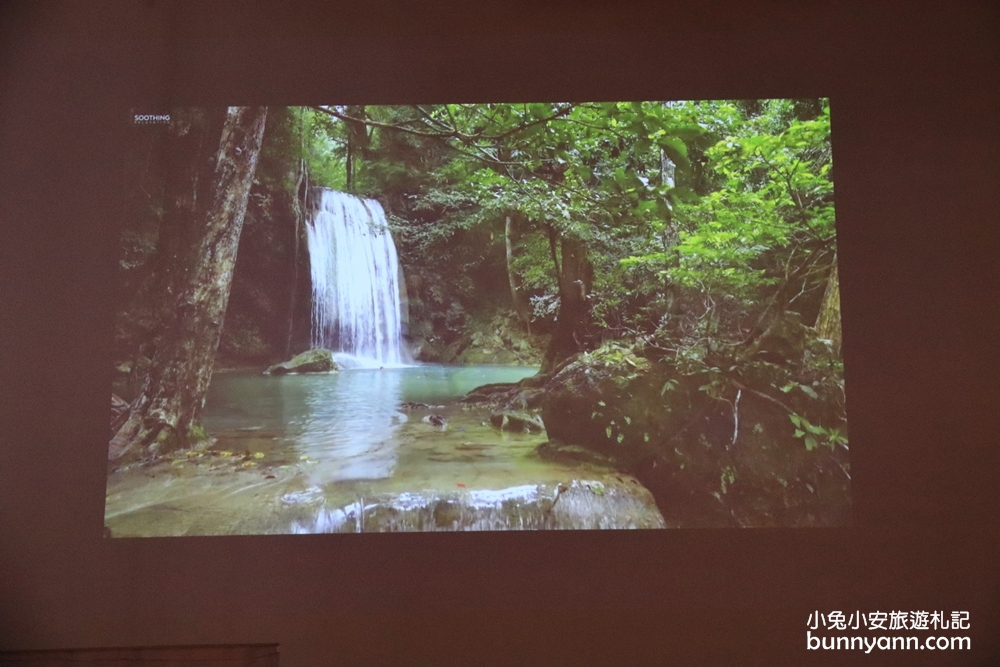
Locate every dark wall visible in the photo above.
<box><xmin>1</xmin><ymin>2</ymin><xmax>997</xmax><ymax>665</ymax></box>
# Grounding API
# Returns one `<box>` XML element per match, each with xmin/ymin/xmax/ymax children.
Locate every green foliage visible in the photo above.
<box><xmin>188</xmin><ymin>425</ymin><xmax>209</xmax><ymax>443</ymax></box>
<box><xmin>671</xmin><ymin>101</ymin><xmax>833</xmax><ymax>292</ymax></box>
<box><xmin>281</xmin><ymin>100</ymin><xmax>845</xmax><ymax>449</ymax></box>
<box><xmin>615</xmin><ymin>99</ymin><xmax>834</xmax><ymax>333</ymax></box>
<box><xmin>789</xmin><ymin>409</ymin><xmax>848</xmax><ymax>452</ymax></box>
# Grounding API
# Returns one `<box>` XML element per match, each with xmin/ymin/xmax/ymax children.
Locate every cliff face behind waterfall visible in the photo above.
<box><xmin>220</xmin><ymin>183</ymin><xmax>313</xmax><ymax>365</ymax></box>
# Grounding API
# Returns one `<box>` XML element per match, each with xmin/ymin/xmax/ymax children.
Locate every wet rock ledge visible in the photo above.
<box><xmin>287</xmin><ymin>478</ymin><xmax>667</xmax><ymax>533</ymax></box>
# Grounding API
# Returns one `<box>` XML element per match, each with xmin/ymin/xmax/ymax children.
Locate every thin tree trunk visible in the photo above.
<box><xmin>815</xmin><ymin>262</ymin><xmax>841</xmax><ymax>355</ymax></box>
<box><xmin>659</xmin><ymin>150</ymin><xmax>680</xmax><ymax>298</ymax></box>
<box><xmin>505</xmin><ymin>214</ymin><xmax>532</xmax><ymax>332</ymax></box>
<box><xmin>345</xmin><ymin>134</ymin><xmax>353</xmax><ymax>189</ymax></box>
<box><xmin>286</xmin><ymin>118</ymin><xmax>305</xmax><ymax>359</ymax></box>
<box><xmin>541</xmin><ymin>234</ymin><xmax>592</xmax><ymax>374</ymax></box>
<box><xmin>546</xmin><ymin>224</ymin><xmax>561</xmax><ymax>278</ymax></box>
<box><xmin>110</xmin><ymin>107</ymin><xmax>269</xmax><ymax>462</ymax></box>
<box><xmin>344</xmin><ymin>105</ymin><xmax>368</xmax><ymax>191</ymax></box>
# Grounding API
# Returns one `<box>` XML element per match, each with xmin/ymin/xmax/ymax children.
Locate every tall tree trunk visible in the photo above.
<box><xmin>505</xmin><ymin>214</ymin><xmax>532</xmax><ymax>332</ymax></box>
<box><xmin>815</xmin><ymin>262</ymin><xmax>841</xmax><ymax>355</ymax></box>
<box><xmin>345</xmin><ymin>134</ymin><xmax>354</xmax><ymax>189</ymax></box>
<box><xmin>110</xmin><ymin>107</ymin><xmax>268</xmax><ymax>462</ymax></box>
<box><xmin>286</xmin><ymin>147</ymin><xmax>305</xmax><ymax>359</ymax></box>
<box><xmin>344</xmin><ymin>105</ymin><xmax>368</xmax><ymax>191</ymax></box>
<box><xmin>658</xmin><ymin>151</ymin><xmax>680</xmax><ymax>302</ymax></box>
<box><xmin>545</xmin><ymin>223</ymin><xmax>561</xmax><ymax>278</ymax></box>
<box><xmin>541</xmin><ymin>234</ymin><xmax>592</xmax><ymax>374</ymax></box>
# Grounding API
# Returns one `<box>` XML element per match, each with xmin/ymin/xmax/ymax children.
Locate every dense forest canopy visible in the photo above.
<box><xmin>289</xmin><ymin>99</ymin><xmax>839</xmax><ymax>379</ymax></box>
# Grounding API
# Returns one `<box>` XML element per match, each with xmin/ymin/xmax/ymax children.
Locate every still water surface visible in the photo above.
<box><xmin>202</xmin><ymin>364</ymin><xmax>538</xmax><ymax>483</ymax></box>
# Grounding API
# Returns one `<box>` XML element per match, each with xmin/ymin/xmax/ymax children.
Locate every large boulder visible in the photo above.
<box><xmin>540</xmin><ymin>347</ymin><xmax>694</xmax><ymax>467</ymax></box>
<box><xmin>540</xmin><ymin>345</ymin><xmax>852</xmax><ymax>527</ymax></box>
<box><xmin>264</xmin><ymin>349</ymin><xmax>339</xmax><ymax>375</ymax></box>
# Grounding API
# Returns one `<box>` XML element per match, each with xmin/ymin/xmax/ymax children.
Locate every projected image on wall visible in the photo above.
<box><xmin>105</xmin><ymin>100</ymin><xmax>849</xmax><ymax>536</ymax></box>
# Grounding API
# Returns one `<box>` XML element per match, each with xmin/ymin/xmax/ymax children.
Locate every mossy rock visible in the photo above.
<box><xmin>538</xmin><ymin>343</ymin><xmax>851</xmax><ymax>527</ymax></box>
<box><xmin>540</xmin><ymin>349</ymin><xmax>694</xmax><ymax>466</ymax></box>
<box><xmin>264</xmin><ymin>349</ymin><xmax>339</xmax><ymax>375</ymax></box>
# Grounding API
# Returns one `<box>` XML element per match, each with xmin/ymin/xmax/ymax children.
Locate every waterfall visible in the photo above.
<box><xmin>306</xmin><ymin>189</ymin><xmax>408</xmax><ymax>366</ymax></box>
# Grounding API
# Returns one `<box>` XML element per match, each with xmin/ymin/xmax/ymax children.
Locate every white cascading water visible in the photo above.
<box><xmin>307</xmin><ymin>189</ymin><xmax>407</xmax><ymax>366</ymax></box>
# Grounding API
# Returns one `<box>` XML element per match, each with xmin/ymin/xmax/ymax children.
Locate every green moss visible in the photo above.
<box><xmin>188</xmin><ymin>424</ymin><xmax>209</xmax><ymax>443</ymax></box>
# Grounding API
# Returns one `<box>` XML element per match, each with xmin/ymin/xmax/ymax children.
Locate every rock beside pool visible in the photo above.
<box><xmin>264</xmin><ymin>349</ymin><xmax>339</xmax><ymax>375</ymax></box>
<box><xmin>422</xmin><ymin>414</ymin><xmax>448</xmax><ymax>428</ymax></box>
<box><xmin>401</xmin><ymin>401</ymin><xmax>445</xmax><ymax>410</ymax></box>
<box><xmin>489</xmin><ymin>410</ymin><xmax>544</xmax><ymax>433</ymax></box>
